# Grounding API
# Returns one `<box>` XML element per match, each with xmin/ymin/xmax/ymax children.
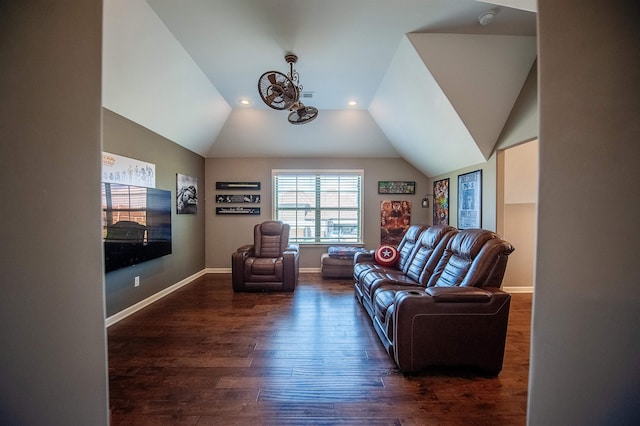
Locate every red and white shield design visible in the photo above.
<box><xmin>374</xmin><ymin>245</ymin><xmax>399</xmax><ymax>266</ymax></box>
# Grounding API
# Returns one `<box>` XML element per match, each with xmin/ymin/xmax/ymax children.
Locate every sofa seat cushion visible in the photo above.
<box><xmin>244</xmin><ymin>257</ymin><xmax>283</xmax><ymax>281</ymax></box>
<box><xmin>361</xmin><ymin>270</ymin><xmax>419</xmax><ymax>300</ymax></box>
<box><xmin>374</xmin><ymin>288</ymin><xmax>397</xmax><ymax>320</ymax></box>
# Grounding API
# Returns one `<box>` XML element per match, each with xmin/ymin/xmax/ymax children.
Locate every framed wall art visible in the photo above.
<box><xmin>215</xmin><ymin>194</ymin><xmax>260</xmax><ymax>204</ymax></box>
<box><xmin>433</xmin><ymin>178</ymin><xmax>449</xmax><ymax>225</ymax></box>
<box><xmin>457</xmin><ymin>170</ymin><xmax>482</xmax><ymax>229</ymax></box>
<box><xmin>377</xmin><ymin>181</ymin><xmax>416</xmax><ymax>194</ymax></box>
<box><xmin>216</xmin><ymin>182</ymin><xmax>261</xmax><ymax>190</ymax></box>
<box><xmin>216</xmin><ymin>207</ymin><xmax>261</xmax><ymax>215</ymax></box>
<box><xmin>380</xmin><ymin>200</ymin><xmax>411</xmax><ymax>245</ymax></box>
<box><xmin>102</xmin><ymin>151</ymin><xmax>156</xmax><ymax>188</ymax></box>
<box><xmin>176</xmin><ymin>173</ymin><xmax>198</xmax><ymax>214</ymax></box>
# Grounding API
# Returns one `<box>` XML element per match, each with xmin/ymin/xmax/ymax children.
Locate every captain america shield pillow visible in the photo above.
<box><xmin>374</xmin><ymin>245</ymin><xmax>399</xmax><ymax>267</ymax></box>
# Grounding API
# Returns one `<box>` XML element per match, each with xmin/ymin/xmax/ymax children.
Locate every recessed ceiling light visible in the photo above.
<box><xmin>348</xmin><ymin>100</ymin><xmax>357</xmax><ymax>106</ymax></box>
<box><xmin>478</xmin><ymin>8</ymin><xmax>498</xmax><ymax>26</ymax></box>
<box><xmin>240</xmin><ymin>99</ymin><xmax>250</xmax><ymax>105</ymax></box>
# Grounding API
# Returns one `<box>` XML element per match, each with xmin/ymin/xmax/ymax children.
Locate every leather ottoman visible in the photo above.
<box><xmin>320</xmin><ymin>253</ymin><xmax>355</xmax><ymax>279</ymax></box>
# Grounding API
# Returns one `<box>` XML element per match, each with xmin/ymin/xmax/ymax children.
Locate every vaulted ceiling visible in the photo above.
<box><xmin>103</xmin><ymin>0</ymin><xmax>537</xmax><ymax>177</ymax></box>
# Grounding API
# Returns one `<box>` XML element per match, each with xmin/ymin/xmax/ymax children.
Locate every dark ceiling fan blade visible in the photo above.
<box><xmin>267</xmin><ymin>72</ymin><xmax>278</xmax><ymax>85</ymax></box>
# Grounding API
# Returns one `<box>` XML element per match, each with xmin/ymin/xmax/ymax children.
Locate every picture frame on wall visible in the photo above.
<box><xmin>176</xmin><ymin>173</ymin><xmax>198</xmax><ymax>214</ymax></box>
<box><xmin>377</xmin><ymin>181</ymin><xmax>416</xmax><ymax>194</ymax></box>
<box><xmin>216</xmin><ymin>182</ymin><xmax>261</xmax><ymax>190</ymax></box>
<box><xmin>457</xmin><ymin>170</ymin><xmax>482</xmax><ymax>229</ymax></box>
<box><xmin>433</xmin><ymin>178</ymin><xmax>449</xmax><ymax>225</ymax></box>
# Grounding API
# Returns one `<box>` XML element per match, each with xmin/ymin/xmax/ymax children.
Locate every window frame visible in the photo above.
<box><xmin>272</xmin><ymin>169</ymin><xmax>364</xmax><ymax>245</ymax></box>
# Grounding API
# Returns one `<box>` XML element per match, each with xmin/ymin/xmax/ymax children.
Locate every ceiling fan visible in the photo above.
<box><xmin>258</xmin><ymin>54</ymin><xmax>318</xmax><ymax>125</ymax></box>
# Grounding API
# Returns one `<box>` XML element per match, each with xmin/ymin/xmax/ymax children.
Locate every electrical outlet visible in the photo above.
<box><xmin>134</xmin><ymin>276</ymin><xmax>140</xmax><ymax>287</ymax></box>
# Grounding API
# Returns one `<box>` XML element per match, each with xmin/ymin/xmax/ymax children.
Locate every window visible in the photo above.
<box><xmin>273</xmin><ymin>170</ymin><xmax>363</xmax><ymax>244</ymax></box>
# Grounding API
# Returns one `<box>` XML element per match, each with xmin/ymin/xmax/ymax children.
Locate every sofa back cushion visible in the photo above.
<box><xmin>428</xmin><ymin>229</ymin><xmax>515</xmax><ymax>288</ymax></box>
<box><xmin>395</xmin><ymin>225</ymin><xmax>429</xmax><ymax>273</ymax></box>
<box><xmin>254</xmin><ymin>221</ymin><xmax>289</xmax><ymax>258</ymax></box>
<box><xmin>404</xmin><ymin>225</ymin><xmax>457</xmax><ymax>284</ymax></box>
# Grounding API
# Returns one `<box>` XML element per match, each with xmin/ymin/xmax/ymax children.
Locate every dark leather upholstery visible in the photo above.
<box><xmin>352</xmin><ymin>224</ymin><xmax>428</xmax><ymax>284</ymax></box>
<box><xmin>232</xmin><ymin>221</ymin><xmax>299</xmax><ymax>292</ymax></box>
<box><xmin>353</xmin><ymin>224</ymin><xmax>428</xmax><ymax>304</ymax></box>
<box><xmin>355</xmin><ymin>227</ymin><xmax>515</xmax><ymax>375</ymax></box>
<box><xmin>355</xmin><ymin>225</ymin><xmax>456</xmax><ymax>318</ymax></box>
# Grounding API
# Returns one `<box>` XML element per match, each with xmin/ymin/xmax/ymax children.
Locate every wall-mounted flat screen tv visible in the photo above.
<box><xmin>101</xmin><ymin>183</ymin><xmax>172</xmax><ymax>273</ymax></box>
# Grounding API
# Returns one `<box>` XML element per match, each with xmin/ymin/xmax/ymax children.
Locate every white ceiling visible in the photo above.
<box><xmin>103</xmin><ymin>0</ymin><xmax>537</xmax><ymax>177</ymax></box>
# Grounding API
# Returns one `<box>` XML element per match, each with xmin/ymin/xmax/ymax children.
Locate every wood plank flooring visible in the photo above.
<box><xmin>108</xmin><ymin>273</ymin><xmax>531</xmax><ymax>425</ymax></box>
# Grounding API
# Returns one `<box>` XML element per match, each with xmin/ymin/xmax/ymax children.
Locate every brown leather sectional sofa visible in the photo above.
<box><xmin>354</xmin><ymin>224</ymin><xmax>515</xmax><ymax>375</ymax></box>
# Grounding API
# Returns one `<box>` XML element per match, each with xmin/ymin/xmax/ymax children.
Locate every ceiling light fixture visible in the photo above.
<box><xmin>348</xmin><ymin>100</ymin><xmax>357</xmax><ymax>106</ymax></box>
<box><xmin>478</xmin><ymin>8</ymin><xmax>498</xmax><ymax>26</ymax></box>
<box><xmin>240</xmin><ymin>99</ymin><xmax>250</xmax><ymax>105</ymax></box>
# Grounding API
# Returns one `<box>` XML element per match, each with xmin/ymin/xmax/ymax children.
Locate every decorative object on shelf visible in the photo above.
<box><xmin>380</xmin><ymin>200</ymin><xmax>411</xmax><ymax>245</ymax></box>
<box><xmin>433</xmin><ymin>178</ymin><xmax>450</xmax><ymax>225</ymax></box>
<box><xmin>377</xmin><ymin>181</ymin><xmax>416</xmax><ymax>194</ymax></box>
<box><xmin>216</xmin><ymin>207</ymin><xmax>261</xmax><ymax>215</ymax></box>
<box><xmin>176</xmin><ymin>174</ymin><xmax>198</xmax><ymax>215</ymax></box>
<box><xmin>215</xmin><ymin>182</ymin><xmax>261</xmax><ymax>190</ymax></box>
<box><xmin>258</xmin><ymin>53</ymin><xmax>318</xmax><ymax>125</ymax></box>
<box><xmin>458</xmin><ymin>170</ymin><xmax>482</xmax><ymax>229</ymax></box>
<box><xmin>215</xmin><ymin>194</ymin><xmax>260</xmax><ymax>204</ymax></box>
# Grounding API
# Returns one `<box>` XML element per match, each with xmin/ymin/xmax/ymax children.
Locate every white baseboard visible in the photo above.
<box><xmin>205</xmin><ymin>267</ymin><xmax>232</xmax><ymax>274</ymax></box>
<box><xmin>105</xmin><ymin>269</ymin><xmax>207</xmax><ymax>327</ymax></box>
<box><xmin>204</xmin><ymin>267</ymin><xmax>322</xmax><ymax>274</ymax></box>
<box><xmin>503</xmin><ymin>286</ymin><xmax>534</xmax><ymax>294</ymax></box>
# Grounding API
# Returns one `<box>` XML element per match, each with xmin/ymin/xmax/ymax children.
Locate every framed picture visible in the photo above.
<box><xmin>216</xmin><ymin>207</ymin><xmax>261</xmax><ymax>215</ymax></box>
<box><xmin>380</xmin><ymin>200</ymin><xmax>411</xmax><ymax>245</ymax></box>
<box><xmin>458</xmin><ymin>170</ymin><xmax>482</xmax><ymax>229</ymax></box>
<box><xmin>176</xmin><ymin>173</ymin><xmax>197</xmax><ymax>214</ymax></box>
<box><xmin>378</xmin><ymin>181</ymin><xmax>416</xmax><ymax>194</ymax></box>
<box><xmin>215</xmin><ymin>194</ymin><xmax>260</xmax><ymax>204</ymax></box>
<box><xmin>216</xmin><ymin>182</ymin><xmax>261</xmax><ymax>190</ymax></box>
<box><xmin>433</xmin><ymin>178</ymin><xmax>449</xmax><ymax>225</ymax></box>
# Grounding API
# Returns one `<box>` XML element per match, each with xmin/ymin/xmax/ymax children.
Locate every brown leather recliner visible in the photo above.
<box><xmin>232</xmin><ymin>221</ymin><xmax>299</xmax><ymax>292</ymax></box>
<box><xmin>371</xmin><ymin>229</ymin><xmax>515</xmax><ymax>375</ymax></box>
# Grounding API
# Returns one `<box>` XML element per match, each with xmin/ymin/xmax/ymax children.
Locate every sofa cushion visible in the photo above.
<box><xmin>375</xmin><ymin>245</ymin><xmax>399</xmax><ymax>266</ymax></box>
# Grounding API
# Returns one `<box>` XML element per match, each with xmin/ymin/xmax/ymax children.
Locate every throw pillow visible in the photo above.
<box><xmin>374</xmin><ymin>245</ymin><xmax>399</xmax><ymax>267</ymax></box>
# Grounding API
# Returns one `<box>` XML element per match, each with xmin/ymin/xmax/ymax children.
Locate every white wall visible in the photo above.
<box><xmin>502</xmin><ymin>140</ymin><xmax>538</xmax><ymax>291</ymax></box>
<box><xmin>529</xmin><ymin>1</ymin><xmax>640</xmax><ymax>424</ymax></box>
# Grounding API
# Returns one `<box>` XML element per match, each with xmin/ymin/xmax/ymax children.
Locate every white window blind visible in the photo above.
<box><xmin>273</xmin><ymin>170</ymin><xmax>363</xmax><ymax>244</ymax></box>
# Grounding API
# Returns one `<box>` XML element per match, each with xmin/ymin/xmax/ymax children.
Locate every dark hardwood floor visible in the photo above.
<box><xmin>108</xmin><ymin>273</ymin><xmax>531</xmax><ymax>425</ymax></box>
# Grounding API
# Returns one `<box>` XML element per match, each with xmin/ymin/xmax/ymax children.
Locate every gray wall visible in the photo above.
<box><xmin>205</xmin><ymin>157</ymin><xmax>431</xmax><ymax>269</ymax></box>
<box><xmin>103</xmin><ymin>109</ymin><xmax>206</xmax><ymax>317</ymax></box>
<box><xmin>529</xmin><ymin>1</ymin><xmax>640</xmax><ymax>424</ymax></box>
<box><xmin>0</xmin><ymin>1</ymin><xmax>109</xmax><ymax>424</ymax></box>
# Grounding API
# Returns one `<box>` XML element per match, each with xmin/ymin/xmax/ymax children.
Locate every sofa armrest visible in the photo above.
<box><xmin>354</xmin><ymin>250</ymin><xmax>375</xmax><ymax>264</ymax></box>
<box><xmin>235</xmin><ymin>244</ymin><xmax>254</xmax><ymax>256</ymax></box>
<box><xmin>425</xmin><ymin>286</ymin><xmax>493</xmax><ymax>303</ymax></box>
<box><xmin>392</xmin><ymin>287</ymin><xmax>511</xmax><ymax>374</ymax></box>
